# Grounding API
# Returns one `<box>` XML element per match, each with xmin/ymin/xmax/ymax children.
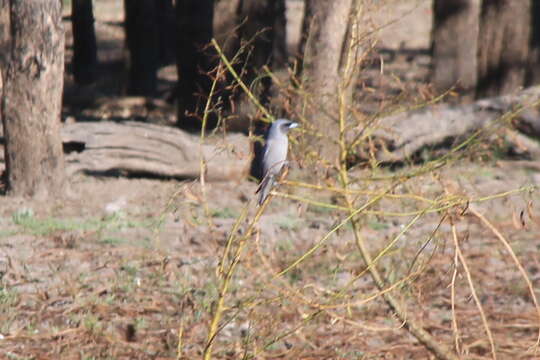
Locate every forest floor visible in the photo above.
<box><xmin>2</xmin><ymin>1</ymin><xmax>540</xmax><ymax>359</ymax></box>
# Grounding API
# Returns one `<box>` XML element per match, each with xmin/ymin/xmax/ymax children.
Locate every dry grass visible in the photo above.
<box><xmin>2</xmin><ymin>1</ymin><xmax>540</xmax><ymax>359</ymax></box>
<box><xmin>1</xmin><ymin>174</ymin><xmax>539</xmax><ymax>359</ymax></box>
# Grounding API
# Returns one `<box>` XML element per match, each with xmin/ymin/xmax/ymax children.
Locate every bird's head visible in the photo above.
<box><xmin>274</xmin><ymin>118</ymin><xmax>299</xmax><ymax>135</ymax></box>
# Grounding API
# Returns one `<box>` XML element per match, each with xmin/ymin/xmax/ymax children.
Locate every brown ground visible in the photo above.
<box><xmin>1</xmin><ymin>1</ymin><xmax>540</xmax><ymax>359</ymax></box>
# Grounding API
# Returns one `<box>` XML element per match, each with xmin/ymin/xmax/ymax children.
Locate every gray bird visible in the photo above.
<box><xmin>256</xmin><ymin>119</ymin><xmax>298</xmax><ymax>205</ymax></box>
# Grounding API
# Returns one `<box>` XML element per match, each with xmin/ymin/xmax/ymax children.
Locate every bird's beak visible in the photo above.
<box><xmin>289</xmin><ymin>122</ymin><xmax>299</xmax><ymax>129</ymax></box>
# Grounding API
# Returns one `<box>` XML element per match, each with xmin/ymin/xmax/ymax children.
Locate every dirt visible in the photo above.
<box><xmin>1</xmin><ymin>1</ymin><xmax>540</xmax><ymax>359</ymax></box>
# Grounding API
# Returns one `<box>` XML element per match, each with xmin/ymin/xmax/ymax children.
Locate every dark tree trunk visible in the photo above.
<box><xmin>477</xmin><ymin>0</ymin><xmax>531</xmax><ymax>98</ymax></box>
<box><xmin>213</xmin><ymin>0</ymin><xmax>241</xmax><ymax>61</ymax></box>
<box><xmin>124</xmin><ymin>0</ymin><xmax>158</xmax><ymax>96</ymax></box>
<box><xmin>526</xmin><ymin>1</ymin><xmax>540</xmax><ymax>86</ymax></box>
<box><xmin>0</xmin><ymin>0</ymin><xmax>8</xmax><ymax>66</ymax></box>
<box><xmin>234</xmin><ymin>0</ymin><xmax>278</xmax><ymax>179</ymax></box>
<box><xmin>156</xmin><ymin>0</ymin><xmax>176</xmax><ymax>66</ymax></box>
<box><xmin>236</xmin><ymin>0</ymin><xmax>276</xmax><ymax>110</ymax></box>
<box><xmin>272</xmin><ymin>0</ymin><xmax>287</xmax><ymax>69</ymax></box>
<box><xmin>212</xmin><ymin>0</ymin><xmax>287</xmax><ymax>127</ymax></box>
<box><xmin>298</xmin><ymin>0</ymin><xmax>355</xmax><ymax>164</ymax></box>
<box><xmin>71</xmin><ymin>0</ymin><xmax>97</xmax><ymax>85</ymax></box>
<box><xmin>176</xmin><ymin>0</ymin><xmax>214</xmax><ymax>130</ymax></box>
<box><xmin>237</xmin><ymin>0</ymin><xmax>276</xmax><ymax>74</ymax></box>
<box><xmin>208</xmin><ymin>0</ymin><xmax>285</xmax><ymax>177</ymax></box>
<box><xmin>0</xmin><ymin>0</ymin><xmax>66</xmax><ymax>198</ymax></box>
<box><xmin>431</xmin><ymin>0</ymin><xmax>480</xmax><ymax>101</ymax></box>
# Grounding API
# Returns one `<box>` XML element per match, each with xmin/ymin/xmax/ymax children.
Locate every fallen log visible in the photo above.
<box><xmin>374</xmin><ymin>86</ymin><xmax>540</xmax><ymax>162</ymax></box>
<box><xmin>61</xmin><ymin>121</ymin><xmax>251</xmax><ymax>181</ymax></box>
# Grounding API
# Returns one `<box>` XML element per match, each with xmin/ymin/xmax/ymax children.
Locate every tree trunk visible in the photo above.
<box><xmin>431</xmin><ymin>0</ymin><xmax>480</xmax><ymax>101</ymax></box>
<box><xmin>526</xmin><ymin>1</ymin><xmax>540</xmax><ymax>86</ymax></box>
<box><xmin>233</xmin><ymin>0</ymin><xmax>278</xmax><ymax>179</ymax></box>
<box><xmin>213</xmin><ymin>0</ymin><xmax>241</xmax><ymax>61</ymax></box>
<box><xmin>0</xmin><ymin>0</ymin><xmax>66</xmax><ymax>198</ymax></box>
<box><xmin>272</xmin><ymin>0</ymin><xmax>287</xmax><ymax>69</ymax></box>
<box><xmin>0</xmin><ymin>1</ymin><xmax>8</xmax><ymax>67</ymax></box>
<box><xmin>71</xmin><ymin>0</ymin><xmax>97</xmax><ymax>85</ymax></box>
<box><xmin>298</xmin><ymin>0</ymin><xmax>357</xmax><ymax>165</ymax></box>
<box><xmin>477</xmin><ymin>0</ymin><xmax>532</xmax><ymax>98</ymax></box>
<box><xmin>237</xmin><ymin>0</ymin><xmax>276</xmax><ymax>79</ymax></box>
<box><xmin>176</xmin><ymin>0</ymin><xmax>214</xmax><ymax>130</ymax></box>
<box><xmin>124</xmin><ymin>0</ymin><xmax>158</xmax><ymax>96</ymax></box>
<box><xmin>211</xmin><ymin>0</ymin><xmax>284</xmax><ymax>177</ymax></box>
<box><xmin>156</xmin><ymin>0</ymin><xmax>176</xmax><ymax>66</ymax></box>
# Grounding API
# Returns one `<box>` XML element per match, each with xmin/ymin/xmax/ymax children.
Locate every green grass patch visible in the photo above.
<box><xmin>276</xmin><ymin>214</ymin><xmax>302</xmax><ymax>231</ymax></box>
<box><xmin>10</xmin><ymin>209</ymin><xmax>153</xmax><ymax>236</ymax></box>
<box><xmin>368</xmin><ymin>220</ymin><xmax>389</xmax><ymax>231</ymax></box>
<box><xmin>210</xmin><ymin>207</ymin><xmax>240</xmax><ymax>219</ymax></box>
<box><xmin>99</xmin><ymin>237</ymin><xmax>126</xmax><ymax>246</ymax></box>
<box><xmin>0</xmin><ymin>285</ymin><xmax>18</xmax><ymax>308</ymax></box>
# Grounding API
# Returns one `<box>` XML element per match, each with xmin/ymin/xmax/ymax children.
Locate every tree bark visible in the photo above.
<box><xmin>237</xmin><ymin>0</ymin><xmax>276</xmax><ymax>80</ymax></box>
<box><xmin>272</xmin><ymin>0</ymin><xmax>287</xmax><ymax>69</ymax></box>
<box><xmin>431</xmin><ymin>0</ymin><xmax>480</xmax><ymax>101</ymax></box>
<box><xmin>71</xmin><ymin>0</ymin><xmax>98</xmax><ymax>85</ymax></box>
<box><xmin>213</xmin><ymin>0</ymin><xmax>241</xmax><ymax>61</ymax></box>
<box><xmin>176</xmin><ymin>0</ymin><xmax>214</xmax><ymax>130</ymax></box>
<box><xmin>298</xmin><ymin>0</ymin><xmax>357</xmax><ymax>165</ymax></box>
<box><xmin>477</xmin><ymin>0</ymin><xmax>532</xmax><ymax>98</ymax></box>
<box><xmin>235</xmin><ymin>0</ymin><xmax>278</xmax><ymax>179</ymax></box>
<box><xmin>526</xmin><ymin>1</ymin><xmax>540</xmax><ymax>86</ymax></box>
<box><xmin>0</xmin><ymin>0</ymin><xmax>66</xmax><ymax>198</ymax></box>
<box><xmin>156</xmin><ymin>0</ymin><xmax>176</xmax><ymax>66</ymax></box>
<box><xmin>211</xmin><ymin>0</ymin><xmax>285</xmax><ymax>177</ymax></box>
<box><xmin>124</xmin><ymin>0</ymin><xmax>158</xmax><ymax>96</ymax></box>
<box><xmin>0</xmin><ymin>1</ymin><xmax>8</xmax><ymax>67</ymax></box>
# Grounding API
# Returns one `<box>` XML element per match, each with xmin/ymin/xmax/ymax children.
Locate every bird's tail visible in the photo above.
<box><xmin>255</xmin><ymin>174</ymin><xmax>275</xmax><ymax>206</ymax></box>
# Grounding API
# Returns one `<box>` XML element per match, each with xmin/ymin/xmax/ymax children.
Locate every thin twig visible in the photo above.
<box><xmin>470</xmin><ymin>206</ymin><xmax>540</xmax><ymax>353</ymax></box>
<box><xmin>211</xmin><ymin>39</ymin><xmax>273</xmax><ymax>122</ymax></box>
<box><xmin>451</xmin><ymin>222</ymin><xmax>497</xmax><ymax>359</ymax></box>
<box><xmin>451</xmin><ymin>238</ymin><xmax>462</xmax><ymax>356</ymax></box>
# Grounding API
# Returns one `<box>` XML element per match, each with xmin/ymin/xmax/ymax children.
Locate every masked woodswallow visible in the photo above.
<box><xmin>256</xmin><ymin>119</ymin><xmax>298</xmax><ymax>205</ymax></box>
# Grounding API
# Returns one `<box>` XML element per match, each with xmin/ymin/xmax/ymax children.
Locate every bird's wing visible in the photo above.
<box><xmin>256</xmin><ymin>131</ymin><xmax>288</xmax><ymax>205</ymax></box>
<box><xmin>263</xmin><ymin>138</ymin><xmax>287</xmax><ymax>176</ymax></box>
<box><xmin>256</xmin><ymin>174</ymin><xmax>275</xmax><ymax>205</ymax></box>
<box><xmin>262</xmin><ymin>139</ymin><xmax>273</xmax><ymax>174</ymax></box>
<box><xmin>255</xmin><ymin>173</ymin><xmax>267</xmax><ymax>194</ymax></box>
